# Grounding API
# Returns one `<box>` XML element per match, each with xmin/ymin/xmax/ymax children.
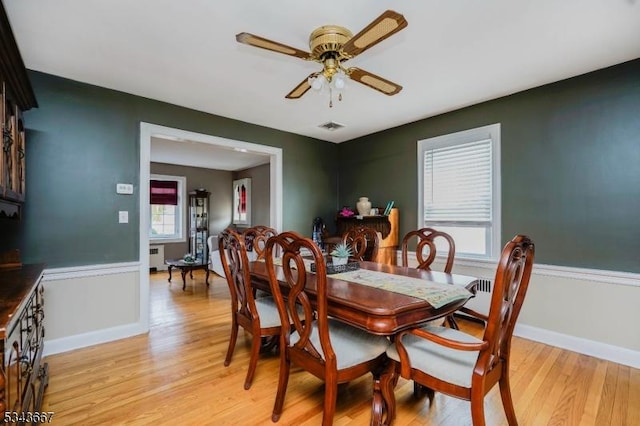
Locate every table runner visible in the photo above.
<box><xmin>330</xmin><ymin>269</ymin><xmax>472</xmax><ymax>309</ymax></box>
<box><xmin>259</xmin><ymin>258</ymin><xmax>471</xmax><ymax>308</ymax></box>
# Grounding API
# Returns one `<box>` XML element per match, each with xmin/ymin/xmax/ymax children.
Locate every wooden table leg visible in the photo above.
<box><xmin>167</xmin><ymin>265</ymin><xmax>174</xmax><ymax>282</ymax></box>
<box><xmin>205</xmin><ymin>268</ymin><xmax>210</xmax><ymax>286</ymax></box>
<box><xmin>371</xmin><ymin>359</ymin><xmax>399</xmax><ymax>425</ymax></box>
<box><xmin>181</xmin><ymin>268</ymin><xmax>188</xmax><ymax>291</ymax></box>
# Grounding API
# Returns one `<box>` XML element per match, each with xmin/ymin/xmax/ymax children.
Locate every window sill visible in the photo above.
<box><xmin>150</xmin><ymin>237</ymin><xmax>186</xmax><ymax>244</ymax></box>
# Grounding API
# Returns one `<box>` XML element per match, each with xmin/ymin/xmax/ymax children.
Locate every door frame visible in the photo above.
<box><xmin>138</xmin><ymin>122</ymin><xmax>283</xmax><ymax>331</ymax></box>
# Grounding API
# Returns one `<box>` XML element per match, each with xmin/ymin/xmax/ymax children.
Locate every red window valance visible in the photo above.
<box><xmin>150</xmin><ymin>180</ymin><xmax>178</xmax><ymax>205</ymax></box>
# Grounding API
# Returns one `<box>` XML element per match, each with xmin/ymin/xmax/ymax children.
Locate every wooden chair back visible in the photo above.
<box><xmin>243</xmin><ymin>225</ymin><xmax>278</xmax><ymax>259</ymax></box>
<box><xmin>219</xmin><ymin>228</ymin><xmax>253</xmax><ymax>315</ymax></box>
<box><xmin>341</xmin><ymin>226</ymin><xmax>380</xmax><ymax>261</ymax></box>
<box><xmin>481</xmin><ymin>234</ymin><xmax>535</xmax><ymax>373</ymax></box>
<box><xmin>218</xmin><ymin>227</ymin><xmax>281</xmax><ymax>389</ymax></box>
<box><xmin>264</xmin><ymin>231</ymin><xmax>389</xmax><ymax>424</ymax></box>
<box><xmin>401</xmin><ymin>227</ymin><xmax>455</xmax><ymax>272</ymax></box>
<box><xmin>265</xmin><ymin>231</ymin><xmax>326</xmax><ymax>364</ymax></box>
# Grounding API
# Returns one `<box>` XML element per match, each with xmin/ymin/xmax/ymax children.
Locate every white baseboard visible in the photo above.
<box><xmin>515</xmin><ymin>323</ymin><xmax>640</xmax><ymax>369</ymax></box>
<box><xmin>44</xmin><ymin>322</ymin><xmax>148</xmax><ymax>356</ymax></box>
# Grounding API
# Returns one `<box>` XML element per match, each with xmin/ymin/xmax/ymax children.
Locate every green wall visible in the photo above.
<box><xmin>8</xmin><ymin>71</ymin><xmax>338</xmax><ymax>267</ymax></box>
<box><xmin>3</xmin><ymin>60</ymin><xmax>639</xmax><ymax>272</ymax></box>
<box><xmin>339</xmin><ymin>59</ymin><xmax>640</xmax><ymax>273</ymax></box>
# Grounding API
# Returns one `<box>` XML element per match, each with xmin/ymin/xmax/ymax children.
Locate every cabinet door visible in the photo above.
<box><xmin>13</xmin><ymin>107</ymin><xmax>26</xmax><ymax>201</ymax></box>
<box><xmin>5</xmin><ymin>338</ymin><xmax>23</xmax><ymax>412</ymax></box>
<box><xmin>1</xmin><ymin>83</ymin><xmax>7</xmax><ymax>198</ymax></box>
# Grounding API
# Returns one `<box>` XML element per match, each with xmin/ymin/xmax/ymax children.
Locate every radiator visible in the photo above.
<box><xmin>149</xmin><ymin>245</ymin><xmax>167</xmax><ymax>271</ymax></box>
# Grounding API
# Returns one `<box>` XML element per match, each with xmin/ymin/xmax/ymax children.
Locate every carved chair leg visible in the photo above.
<box><xmin>499</xmin><ymin>375</ymin><xmax>518</xmax><ymax>425</ymax></box>
<box><xmin>244</xmin><ymin>331</ymin><xmax>261</xmax><ymax>390</ymax></box>
<box><xmin>272</xmin><ymin>347</ymin><xmax>290</xmax><ymax>422</ymax></box>
<box><xmin>322</xmin><ymin>378</ymin><xmax>338</xmax><ymax>426</ymax></box>
<box><xmin>445</xmin><ymin>314</ymin><xmax>460</xmax><ymax>330</ymax></box>
<box><xmin>470</xmin><ymin>387</ymin><xmax>487</xmax><ymax>426</ymax></box>
<box><xmin>224</xmin><ymin>319</ymin><xmax>239</xmax><ymax>367</ymax></box>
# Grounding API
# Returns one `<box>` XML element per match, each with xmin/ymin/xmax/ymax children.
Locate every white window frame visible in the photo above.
<box><xmin>417</xmin><ymin>123</ymin><xmax>501</xmax><ymax>260</ymax></box>
<box><xmin>150</xmin><ymin>174</ymin><xmax>187</xmax><ymax>244</ymax></box>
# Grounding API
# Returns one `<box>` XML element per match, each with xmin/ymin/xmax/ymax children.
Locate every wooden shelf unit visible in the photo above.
<box><xmin>334</xmin><ymin>208</ymin><xmax>399</xmax><ymax>265</ymax></box>
<box><xmin>0</xmin><ymin>2</ymin><xmax>37</xmax><ymax>219</ymax></box>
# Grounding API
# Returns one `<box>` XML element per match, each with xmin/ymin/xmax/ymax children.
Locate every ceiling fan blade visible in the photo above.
<box><xmin>285</xmin><ymin>73</ymin><xmax>316</xmax><ymax>99</ymax></box>
<box><xmin>236</xmin><ymin>32</ymin><xmax>312</xmax><ymax>60</ymax></box>
<box><xmin>348</xmin><ymin>67</ymin><xmax>402</xmax><ymax>96</ymax></box>
<box><xmin>342</xmin><ymin>10</ymin><xmax>408</xmax><ymax>57</ymax></box>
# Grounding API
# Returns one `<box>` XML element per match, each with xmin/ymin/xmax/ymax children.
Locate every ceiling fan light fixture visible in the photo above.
<box><xmin>309</xmin><ymin>74</ymin><xmax>326</xmax><ymax>91</ymax></box>
<box><xmin>237</xmin><ymin>10</ymin><xmax>407</xmax><ymax>104</ymax></box>
<box><xmin>332</xmin><ymin>71</ymin><xmax>346</xmax><ymax>90</ymax></box>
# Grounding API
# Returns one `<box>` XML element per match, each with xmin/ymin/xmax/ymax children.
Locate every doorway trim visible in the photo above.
<box><xmin>138</xmin><ymin>122</ymin><xmax>283</xmax><ymax>331</ymax></box>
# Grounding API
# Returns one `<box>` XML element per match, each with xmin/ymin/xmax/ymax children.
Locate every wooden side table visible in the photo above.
<box><xmin>165</xmin><ymin>259</ymin><xmax>210</xmax><ymax>290</ymax></box>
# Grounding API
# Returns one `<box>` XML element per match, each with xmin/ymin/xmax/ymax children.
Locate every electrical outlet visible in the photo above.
<box><xmin>119</xmin><ymin>211</ymin><xmax>129</xmax><ymax>223</ymax></box>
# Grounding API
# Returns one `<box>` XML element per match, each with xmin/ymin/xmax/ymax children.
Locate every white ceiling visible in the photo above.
<box><xmin>5</xmin><ymin>0</ymin><xmax>640</xmax><ymax>168</ymax></box>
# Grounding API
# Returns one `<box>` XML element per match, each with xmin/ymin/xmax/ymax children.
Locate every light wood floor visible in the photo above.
<box><xmin>41</xmin><ymin>270</ymin><xmax>639</xmax><ymax>425</ymax></box>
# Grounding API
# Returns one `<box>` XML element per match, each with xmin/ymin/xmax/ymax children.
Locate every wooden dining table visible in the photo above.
<box><xmin>250</xmin><ymin>259</ymin><xmax>479</xmax><ymax>425</ymax></box>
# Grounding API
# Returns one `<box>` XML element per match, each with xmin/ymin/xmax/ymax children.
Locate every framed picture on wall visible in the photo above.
<box><xmin>232</xmin><ymin>178</ymin><xmax>251</xmax><ymax>226</ymax></box>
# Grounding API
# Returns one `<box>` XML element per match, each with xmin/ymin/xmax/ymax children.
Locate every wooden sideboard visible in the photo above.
<box><xmin>334</xmin><ymin>208</ymin><xmax>399</xmax><ymax>265</ymax></box>
<box><xmin>0</xmin><ymin>3</ymin><xmax>38</xmax><ymax>219</ymax></box>
<box><xmin>0</xmin><ymin>264</ymin><xmax>48</xmax><ymax>416</ymax></box>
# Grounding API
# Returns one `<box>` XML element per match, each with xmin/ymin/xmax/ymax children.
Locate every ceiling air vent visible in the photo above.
<box><xmin>318</xmin><ymin>121</ymin><xmax>345</xmax><ymax>131</ymax></box>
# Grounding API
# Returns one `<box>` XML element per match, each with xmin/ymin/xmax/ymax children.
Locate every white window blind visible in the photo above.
<box><xmin>418</xmin><ymin>123</ymin><xmax>500</xmax><ymax>260</ymax></box>
<box><xmin>424</xmin><ymin>139</ymin><xmax>492</xmax><ymax>224</ymax></box>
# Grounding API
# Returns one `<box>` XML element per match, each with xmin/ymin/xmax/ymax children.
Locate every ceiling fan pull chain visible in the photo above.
<box><xmin>329</xmin><ymin>88</ymin><xmax>333</xmax><ymax>108</ymax></box>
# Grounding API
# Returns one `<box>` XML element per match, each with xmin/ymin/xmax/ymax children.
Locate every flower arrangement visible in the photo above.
<box><xmin>330</xmin><ymin>242</ymin><xmax>352</xmax><ymax>265</ymax></box>
<box><xmin>183</xmin><ymin>253</ymin><xmax>196</xmax><ymax>263</ymax></box>
<box><xmin>338</xmin><ymin>207</ymin><xmax>355</xmax><ymax>218</ymax></box>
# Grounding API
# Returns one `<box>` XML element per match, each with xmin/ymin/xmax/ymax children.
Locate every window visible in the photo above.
<box><xmin>150</xmin><ymin>174</ymin><xmax>186</xmax><ymax>243</ymax></box>
<box><xmin>418</xmin><ymin>123</ymin><xmax>501</xmax><ymax>260</ymax></box>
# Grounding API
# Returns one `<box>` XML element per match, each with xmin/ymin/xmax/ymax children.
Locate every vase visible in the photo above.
<box><xmin>356</xmin><ymin>197</ymin><xmax>372</xmax><ymax>216</ymax></box>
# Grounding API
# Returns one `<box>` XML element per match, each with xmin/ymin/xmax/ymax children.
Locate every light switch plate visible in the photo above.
<box><xmin>119</xmin><ymin>211</ymin><xmax>129</xmax><ymax>223</ymax></box>
<box><xmin>116</xmin><ymin>183</ymin><xmax>134</xmax><ymax>194</ymax></box>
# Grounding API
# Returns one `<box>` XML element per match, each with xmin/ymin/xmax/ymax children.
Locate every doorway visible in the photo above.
<box><xmin>138</xmin><ymin>122</ymin><xmax>283</xmax><ymax>331</ymax></box>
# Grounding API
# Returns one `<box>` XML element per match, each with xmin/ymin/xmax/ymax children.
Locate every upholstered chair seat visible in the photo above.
<box><xmin>386</xmin><ymin>324</ymin><xmax>482</xmax><ymax>388</ymax></box>
<box><xmin>293</xmin><ymin>318</ymin><xmax>390</xmax><ymax>370</ymax></box>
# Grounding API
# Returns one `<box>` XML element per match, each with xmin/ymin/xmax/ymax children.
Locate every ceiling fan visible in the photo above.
<box><xmin>236</xmin><ymin>10</ymin><xmax>408</xmax><ymax>106</ymax></box>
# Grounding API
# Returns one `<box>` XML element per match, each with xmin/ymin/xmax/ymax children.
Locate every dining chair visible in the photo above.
<box><xmin>218</xmin><ymin>228</ymin><xmax>283</xmax><ymax>390</ymax></box>
<box><xmin>341</xmin><ymin>226</ymin><xmax>380</xmax><ymax>261</ymax></box>
<box><xmin>401</xmin><ymin>227</ymin><xmax>456</xmax><ymax>273</ymax></box>
<box><xmin>264</xmin><ymin>231</ymin><xmax>390</xmax><ymax>425</ymax></box>
<box><xmin>243</xmin><ymin>225</ymin><xmax>278</xmax><ymax>260</ymax></box>
<box><xmin>401</xmin><ymin>227</ymin><xmax>465</xmax><ymax>329</ymax></box>
<box><xmin>386</xmin><ymin>234</ymin><xmax>535</xmax><ymax>426</ymax></box>
<box><xmin>243</xmin><ymin>226</ymin><xmax>278</xmax><ymax>300</ymax></box>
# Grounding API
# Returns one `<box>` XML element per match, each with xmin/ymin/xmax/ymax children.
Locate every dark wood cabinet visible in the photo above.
<box><xmin>0</xmin><ymin>264</ymin><xmax>48</xmax><ymax>418</ymax></box>
<box><xmin>0</xmin><ymin>3</ymin><xmax>37</xmax><ymax>219</ymax></box>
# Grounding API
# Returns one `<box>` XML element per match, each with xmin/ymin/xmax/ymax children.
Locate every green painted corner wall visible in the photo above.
<box><xmin>12</xmin><ymin>71</ymin><xmax>338</xmax><ymax>267</ymax></box>
<box><xmin>338</xmin><ymin>59</ymin><xmax>640</xmax><ymax>273</ymax></box>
